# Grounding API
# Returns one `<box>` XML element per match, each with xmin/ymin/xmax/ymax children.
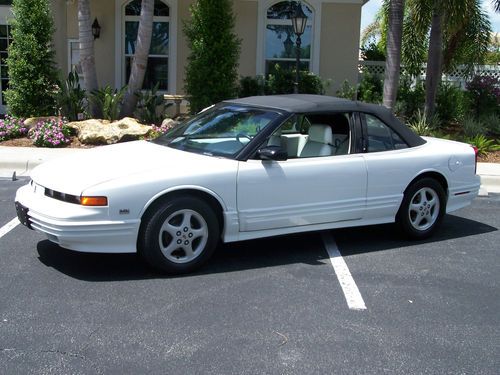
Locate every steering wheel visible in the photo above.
<box><xmin>236</xmin><ymin>133</ymin><xmax>252</xmax><ymax>144</ymax></box>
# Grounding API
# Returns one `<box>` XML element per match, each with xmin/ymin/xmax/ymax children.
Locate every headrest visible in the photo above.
<box><xmin>308</xmin><ymin>124</ymin><xmax>333</xmax><ymax>144</ymax></box>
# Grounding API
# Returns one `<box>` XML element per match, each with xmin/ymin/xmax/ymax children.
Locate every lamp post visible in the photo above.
<box><xmin>291</xmin><ymin>2</ymin><xmax>307</xmax><ymax>94</ymax></box>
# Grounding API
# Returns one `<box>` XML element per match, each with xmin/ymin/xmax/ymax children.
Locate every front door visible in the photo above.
<box><xmin>237</xmin><ymin>155</ymin><xmax>367</xmax><ymax>232</ymax></box>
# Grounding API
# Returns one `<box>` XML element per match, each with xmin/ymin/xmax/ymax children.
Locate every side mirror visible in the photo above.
<box><xmin>257</xmin><ymin>145</ymin><xmax>288</xmax><ymax>161</ymax></box>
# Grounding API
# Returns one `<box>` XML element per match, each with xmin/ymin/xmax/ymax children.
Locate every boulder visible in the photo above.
<box><xmin>24</xmin><ymin>116</ymin><xmax>61</xmax><ymax>129</ymax></box>
<box><xmin>67</xmin><ymin>117</ymin><xmax>152</xmax><ymax>145</ymax></box>
<box><xmin>161</xmin><ymin>118</ymin><xmax>179</xmax><ymax>129</ymax></box>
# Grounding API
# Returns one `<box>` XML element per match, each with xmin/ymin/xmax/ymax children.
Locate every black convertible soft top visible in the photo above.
<box><xmin>225</xmin><ymin>94</ymin><xmax>426</xmax><ymax>148</ymax></box>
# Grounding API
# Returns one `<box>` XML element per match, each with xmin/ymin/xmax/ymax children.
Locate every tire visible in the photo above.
<box><xmin>138</xmin><ymin>196</ymin><xmax>220</xmax><ymax>274</ymax></box>
<box><xmin>396</xmin><ymin>178</ymin><xmax>446</xmax><ymax>240</ymax></box>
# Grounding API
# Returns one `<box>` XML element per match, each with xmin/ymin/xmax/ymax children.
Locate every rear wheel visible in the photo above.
<box><xmin>139</xmin><ymin>196</ymin><xmax>219</xmax><ymax>274</ymax></box>
<box><xmin>397</xmin><ymin>178</ymin><xmax>446</xmax><ymax>239</ymax></box>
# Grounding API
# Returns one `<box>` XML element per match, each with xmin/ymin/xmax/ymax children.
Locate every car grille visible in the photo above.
<box><xmin>32</xmin><ymin>180</ymin><xmax>81</xmax><ymax>205</ymax></box>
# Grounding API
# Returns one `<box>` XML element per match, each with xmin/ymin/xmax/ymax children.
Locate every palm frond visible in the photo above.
<box><xmin>442</xmin><ymin>0</ymin><xmax>492</xmax><ymax>74</ymax></box>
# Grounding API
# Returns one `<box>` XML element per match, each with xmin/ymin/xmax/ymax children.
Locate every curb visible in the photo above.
<box><xmin>0</xmin><ymin>147</ymin><xmax>87</xmax><ymax>178</ymax></box>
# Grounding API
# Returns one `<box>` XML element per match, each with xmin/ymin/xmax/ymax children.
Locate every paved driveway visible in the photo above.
<box><xmin>1</xmin><ymin>178</ymin><xmax>499</xmax><ymax>374</ymax></box>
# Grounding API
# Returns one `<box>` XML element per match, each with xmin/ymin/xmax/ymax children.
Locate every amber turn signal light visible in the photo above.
<box><xmin>80</xmin><ymin>196</ymin><xmax>108</xmax><ymax>206</ymax></box>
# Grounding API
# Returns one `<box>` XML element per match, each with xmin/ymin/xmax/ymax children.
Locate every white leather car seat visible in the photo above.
<box><xmin>299</xmin><ymin>124</ymin><xmax>335</xmax><ymax>158</ymax></box>
<box><xmin>267</xmin><ymin>128</ymin><xmax>282</xmax><ymax>147</ymax></box>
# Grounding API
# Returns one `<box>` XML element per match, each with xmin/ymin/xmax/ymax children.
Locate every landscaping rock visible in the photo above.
<box><xmin>67</xmin><ymin>117</ymin><xmax>152</xmax><ymax>145</ymax></box>
<box><xmin>24</xmin><ymin>116</ymin><xmax>61</xmax><ymax>129</ymax></box>
<box><xmin>161</xmin><ymin>118</ymin><xmax>179</xmax><ymax>129</ymax></box>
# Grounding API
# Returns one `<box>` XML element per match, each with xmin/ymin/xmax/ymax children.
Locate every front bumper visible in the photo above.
<box><xmin>15</xmin><ymin>183</ymin><xmax>140</xmax><ymax>253</ymax></box>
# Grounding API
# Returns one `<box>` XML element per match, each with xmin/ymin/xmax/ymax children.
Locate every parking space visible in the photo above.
<box><xmin>0</xmin><ymin>177</ymin><xmax>25</xmax><ymax>229</ymax></box>
<box><xmin>0</xmin><ymin>179</ymin><xmax>499</xmax><ymax>374</ymax></box>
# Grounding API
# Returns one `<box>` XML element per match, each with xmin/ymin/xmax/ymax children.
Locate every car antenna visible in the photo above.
<box><xmin>12</xmin><ymin>171</ymin><xmax>17</xmax><ymax>181</ymax></box>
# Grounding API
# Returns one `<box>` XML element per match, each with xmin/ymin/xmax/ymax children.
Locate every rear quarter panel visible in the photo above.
<box><xmin>362</xmin><ymin>137</ymin><xmax>479</xmax><ymax>220</ymax></box>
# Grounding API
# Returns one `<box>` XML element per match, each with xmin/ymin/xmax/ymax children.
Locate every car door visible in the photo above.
<box><xmin>236</xmin><ymin>113</ymin><xmax>367</xmax><ymax>232</ymax></box>
<box><xmin>360</xmin><ymin>112</ymin><xmax>417</xmax><ymax>221</ymax></box>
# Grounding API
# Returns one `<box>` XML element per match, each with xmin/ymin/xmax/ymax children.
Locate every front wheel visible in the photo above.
<box><xmin>138</xmin><ymin>196</ymin><xmax>220</xmax><ymax>274</ymax></box>
<box><xmin>396</xmin><ymin>178</ymin><xmax>446</xmax><ymax>239</ymax></box>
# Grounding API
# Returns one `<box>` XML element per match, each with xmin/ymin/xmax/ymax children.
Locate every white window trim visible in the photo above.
<box><xmin>256</xmin><ymin>0</ymin><xmax>321</xmax><ymax>76</ymax></box>
<box><xmin>67</xmin><ymin>38</ymin><xmax>78</xmax><ymax>73</ymax></box>
<box><xmin>0</xmin><ymin>6</ymin><xmax>12</xmax><ymax>112</ymax></box>
<box><xmin>114</xmin><ymin>0</ymin><xmax>177</xmax><ymax>93</ymax></box>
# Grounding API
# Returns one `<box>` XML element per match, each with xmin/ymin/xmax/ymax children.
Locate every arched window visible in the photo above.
<box><xmin>265</xmin><ymin>1</ymin><xmax>313</xmax><ymax>75</ymax></box>
<box><xmin>124</xmin><ymin>0</ymin><xmax>170</xmax><ymax>90</ymax></box>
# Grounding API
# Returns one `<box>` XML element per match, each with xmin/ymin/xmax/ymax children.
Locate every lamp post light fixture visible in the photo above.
<box><xmin>291</xmin><ymin>2</ymin><xmax>307</xmax><ymax>93</ymax></box>
<box><xmin>92</xmin><ymin>18</ymin><xmax>101</xmax><ymax>40</ymax></box>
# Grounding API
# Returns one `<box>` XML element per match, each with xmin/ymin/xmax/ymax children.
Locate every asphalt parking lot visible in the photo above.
<box><xmin>1</xmin><ymin>178</ymin><xmax>499</xmax><ymax>374</ymax></box>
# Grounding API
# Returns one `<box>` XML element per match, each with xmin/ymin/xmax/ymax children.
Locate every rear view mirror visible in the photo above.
<box><xmin>257</xmin><ymin>146</ymin><xmax>288</xmax><ymax>161</ymax></box>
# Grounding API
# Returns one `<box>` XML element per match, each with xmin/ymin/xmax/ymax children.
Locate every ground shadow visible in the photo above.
<box><xmin>37</xmin><ymin>213</ymin><xmax>497</xmax><ymax>282</ymax></box>
<box><xmin>334</xmin><ymin>214</ymin><xmax>498</xmax><ymax>256</ymax></box>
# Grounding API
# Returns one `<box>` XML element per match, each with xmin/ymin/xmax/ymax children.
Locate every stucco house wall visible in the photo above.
<box><xmin>1</xmin><ymin>0</ymin><xmax>364</xmax><ymax>113</ymax></box>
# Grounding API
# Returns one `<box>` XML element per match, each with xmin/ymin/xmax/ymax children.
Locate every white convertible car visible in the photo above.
<box><xmin>15</xmin><ymin>95</ymin><xmax>480</xmax><ymax>273</ymax></box>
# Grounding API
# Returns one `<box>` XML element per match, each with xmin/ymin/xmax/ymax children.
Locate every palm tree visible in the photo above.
<box><xmin>495</xmin><ymin>0</ymin><xmax>500</xmax><ymax>12</ymax></box>
<box><xmin>421</xmin><ymin>0</ymin><xmax>491</xmax><ymax>116</ymax></box>
<box><xmin>77</xmin><ymin>0</ymin><xmax>100</xmax><ymax>117</ymax></box>
<box><xmin>383</xmin><ymin>0</ymin><xmax>405</xmax><ymax>110</ymax></box>
<box><xmin>363</xmin><ymin>0</ymin><xmax>492</xmax><ymax>117</ymax></box>
<box><xmin>120</xmin><ymin>0</ymin><xmax>154</xmax><ymax>118</ymax></box>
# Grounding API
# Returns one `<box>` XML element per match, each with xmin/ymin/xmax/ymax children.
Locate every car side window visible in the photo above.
<box><xmin>365</xmin><ymin>114</ymin><xmax>408</xmax><ymax>152</ymax></box>
<box><xmin>260</xmin><ymin>112</ymin><xmax>352</xmax><ymax>159</ymax></box>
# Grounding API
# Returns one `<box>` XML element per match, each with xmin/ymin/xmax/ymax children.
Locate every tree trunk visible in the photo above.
<box><xmin>120</xmin><ymin>0</ymin><xmax>154</xmax><ymax>118</ymax></box>
<box><xmin>77</xmin><ymin>0</ymin><xmax>100</xmax><ymax>117</ymax></box>
<box><xmin>383</xmin><ymin>0</ymin><xmax>405</xmax><ymax>111</ymax></box>
<box><xmin>424</xmin><ymin>4</ymin><xmax>444</xmax><ymax>118</ymax></box>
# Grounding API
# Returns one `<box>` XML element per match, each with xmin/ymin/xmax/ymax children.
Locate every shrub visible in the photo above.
<box><xmin>436</xmin><ymin>82</ymin><xmax>466</xmax><ymax>125</ymax></box>
<box><xmin>89</xmin><ymin>86</ymin><xmax>127</xmax><ymax>121</ymax></box>
<box><xmin>357</xmin><ymin>72</ymin><xmax>383</xmax><ymax>103</ymax></box>
<box><xmin>238</xmin><ymin>76</ymin><xmax>266</xmax><ymax>97</ymax></box>
<box><xmin>465</xmin><ymin>75</ymin><xmax>500</xmax><ymax>118</ymax></box>
<box><xmin>29</xmin><ymin>118</ymin><xmax>71</xmax><ymax>148</ymax></box>
<box><xmin>184</xmin><ymin>0</ymin><xmax>241</xmax><ymax>113</ymax></box>
<box><xmin>0</xmin><ymin>116</ymin><xmax>28</xmax><ymax>141</ymax></box>
<box><xmin>336</xmin><ymin>80</ymin><xmax>357</xmax><ymax>100</ymax></box>
<box><xmin>299</xmin><ymin>71</ymin><xmax>327</xmax><ymax>95</ymax></box>
<box><xmin>464</xmin><ymin>134</ymin><xmax>500</xmax><ymax>157</ymax></box>
<box><xmin>481</xmin><ymin>113</ymin><xmax>500</xmax><ymax>135</ymax></box>
<box><xmin>461</xmin><ymin>116</ymin><xmax>487</xmax><ymax>138</ymax></box>
<box><xmin>238</xmin><ymin>68</ymin><xmax>325</xmax><ymax>97</ymax></box>
<box><xmin>266</xmin><ymin>65</ymin><xmax>295</xmax><ymax>95</ymax></box>
<box><xmin>408</xmin><ymin>109</ymin><xmax>439</xmax><ymax>136</ymax></box>
<box><xmin>360</xmin><ymin>42</ymin><xmax>385</xmax><ymax>61</ymax></box>
<box><xmin>134</xmin><ymin>83</ymin><xmax>170</xmax><ymax>125</ymax></box>
<box><xmin>56</xmin><ymin>70</ymin><xmax>87</xmax><ymax>121</ymax></box>
<box><xmin>396</xmin><ymin>76</ymin><xmax>425</xmax><ymax>121</ymax></box>
<box><xmin>5</xmin><ymin>0</ymin><xmax>59</xmax><ymax>117</ymax></box>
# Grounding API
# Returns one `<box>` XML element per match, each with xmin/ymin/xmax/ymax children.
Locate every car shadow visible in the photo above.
<box><xmin>36</xmin><ymin>214</ymin><xmax>497</xmax><ymax>282</ymax></box>
<box><xmin>333</xmin><ymin>214</ymin><xmax>498</xmax><ymax>256</ymax></box>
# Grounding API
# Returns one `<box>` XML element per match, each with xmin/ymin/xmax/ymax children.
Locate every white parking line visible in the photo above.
<box><xmin>0</xmin><ymin>217</ymin><xmax>19</xmax><ymax>240</ymax></box>
<box><xmin>322</xmin><ymin>232</ymin><xmax>367</xmax><ymax>311</ymax></box>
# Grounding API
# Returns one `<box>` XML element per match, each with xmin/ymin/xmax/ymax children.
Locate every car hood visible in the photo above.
<box><xmin>31</xmin><ymin>141</ymin><xmax>234</xmax><ymax>195</ymax></box>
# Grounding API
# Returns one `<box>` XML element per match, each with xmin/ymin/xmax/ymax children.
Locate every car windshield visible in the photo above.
<box><xmin>153</xmin><ymin>105</ymin><xmax>281</xmax><ymax>158</ymax></box>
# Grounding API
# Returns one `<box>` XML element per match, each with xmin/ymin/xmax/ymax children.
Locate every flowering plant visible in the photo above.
<box><xmin>29</xmin><ymin>118</ymin><xmax>71</xmax><ymax>148</ymax></box>
<box><xmin>0</xmin><ymin>115</ymin><xmax>28</xmax><ymax>141</ymax></box>
<box><xmin>148</xmin><ymin>121</ymin><xmax>175</xmax><ymax>139</ymax></box>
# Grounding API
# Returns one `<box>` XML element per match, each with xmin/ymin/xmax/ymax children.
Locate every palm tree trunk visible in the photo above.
<box><xmin>424</xmin><ymin>4</ymin><xmax>443</xmax><ymax>118</ymax></box>
<box><xmin>383</xmin><ymin>0</ymin><xmax>405</xmax><ymax>110</ymax></box>
<box><xmin>120</xmin><ymin>0</ymin><xmax>154</xmax><ymax>118</ymax></box>
<box><xmin>78</xmin><ymin>0</ymin><xmax>100</xmax><ymax>117</ymax></box>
